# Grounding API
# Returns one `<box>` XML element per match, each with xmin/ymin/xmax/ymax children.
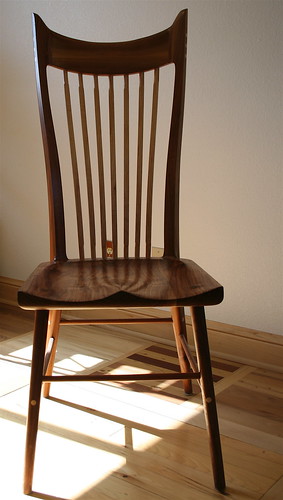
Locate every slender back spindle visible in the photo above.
<box><xmin>64</xmin><ymin>70</ymin><xmax>85</xmax><ymax>259</ymax></box>
<box><xmin>123</xmin><ymin>74</ymin><xmax>130</xmax><ymax>258</ymax></box>
<box><xmin>94</xmin><ymin>75</ymin><xmax>107</xmax><ymax>259</ymax></box>
<box><xmin>145</xmin><ymin>68</ymin><xmax>159</xmax><ymax>258</ymax></box>
<box><xmin>108</xmin><ymin>75</ymin><xmax>118</xmax><ymax>258</ymax></box>
<box><xmin>135</xmin><ymin>72</ymin><xmax>145</xmax><ymax>258</ymax></box>
<box><xmin>78</xmin><ymin>73</ymin><xmax>96</xmax><ymax>258</ymax></box>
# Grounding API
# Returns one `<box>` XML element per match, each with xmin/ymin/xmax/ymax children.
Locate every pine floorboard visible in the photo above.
<box><xmin>0</xmin><ymin>304</ymin><xmax>282</xmax><ymax>499</ymax></box>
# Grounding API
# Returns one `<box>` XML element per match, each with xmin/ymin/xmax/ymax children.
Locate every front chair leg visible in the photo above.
<box><xmin>171</xmin><ymin>306</ymin><xmax>193</xmax><ymax>394</ymax></box>
<box><xmin>24</xmin><ymin>310</ymin><xmax>49</xmax><ymax>495</ymax></box>
<box><xmin>190</xmin><ymin>306</ymin><xmax>226</xmax><ymax>493</ymax></box>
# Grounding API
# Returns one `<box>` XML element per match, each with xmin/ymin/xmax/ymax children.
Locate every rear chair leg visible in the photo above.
<box><xmin>23</xmin><ymin>310</ymin><xmax>49</xmax><ymax>495</ymax></box>
<box><xmin>171</xmin><ymin>306</ymin><xmax>193</xmax><ymax>394</ymax></box>
<box><xmin>43</xmin><ymin>310</ymin><xmax>61</xmax><ymax>398</ymax></box>
<box><xmin>190</xmin><ymin>306</ymin><xmax>226</xmax><ymax>493</ymax></box>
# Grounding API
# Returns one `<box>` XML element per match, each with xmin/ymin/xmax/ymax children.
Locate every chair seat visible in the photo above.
<box><xmin>18</xmin><ymin>258</ymin><xmax>223</xmax><ymax>310</ymax></box>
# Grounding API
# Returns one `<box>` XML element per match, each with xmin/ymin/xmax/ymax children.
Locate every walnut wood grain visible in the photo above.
<box><xmin>146</xmin><ymin>68</ymin><xmax>159</xmax><ymax>258</ymax></box>
<box><xmin>32</xmin><ymin>10</ymin><xmax>187</xmax><ymax>261</ymax></box>
<box><xmin>18</xmin><ymin>258</ymin><xmax>223</xmax><ymax>309</ymax></box>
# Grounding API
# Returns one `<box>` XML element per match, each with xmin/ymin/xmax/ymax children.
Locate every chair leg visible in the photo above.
<box><xmin>23</xmin><ymin>310</ymin><xmax>49</xmax><ymax>495</ymax></box>
<box><xmin>43</xmin><ymin>310</ymin><xmax>61</xmax><ymax>398</ymax></box>
<box><xmin>190</xmin><ymin>306</ymin><xmax>226</xmax><ymax>493</ymax></box>
<box><xmin>171</xmin><ymin>306</ymin><xmax>193</xmax><ymax>394</ymax></box>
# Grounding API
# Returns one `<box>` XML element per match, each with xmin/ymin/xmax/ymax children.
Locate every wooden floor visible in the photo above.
<box><xmin>0</xmin><ymin>304</ymin><xmax>282</xmax><ymax>500</ymax></box>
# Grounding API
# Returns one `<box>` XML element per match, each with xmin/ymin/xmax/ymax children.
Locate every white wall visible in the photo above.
<box><xmin>0</xmin><ymin>0</ymin><xmax>282</xmax><ymax>335</ymax></box>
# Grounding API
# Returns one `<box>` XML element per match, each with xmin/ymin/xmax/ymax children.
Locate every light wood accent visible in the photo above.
<box><xmin>123</xmin><ymin>74</ymin><xmax>130</xmax><ymax>258</ymax></box>
<box><xmin>108</xmin><ymin>75</ymin><xmax>118</xmax><ymax>258</ymax></box>
<box><xmin>43</xmin><ymin>309</ymin><xmax>61</xmax><ymax>397</ymax></box>
<box><xmin>1</xmin><ymin>276</ymin><xmax>282</xmax><ymax>373</ymax></box>
<box><xmin>79</xmin><ymin>73</ymin><xmax>96</xmax><ymax>258</ymax></box>
<box><xmin>64</xmin><ymin>70</ymin><xmax>85</xmax><ymax>259</ymax></box>
<box><xmin>135</xmin><ymin>72</ymin><xmax>144</xmax><ymax>258</ymax></box>
<box><xmin>171</xmin><ymin>306</ymin><xmax>193</xmax><ymax>393</ymax></box>
<box><xmin>94</xmin><ymin>75</ymin><xmax>107</xmax><ymax>259</ymax></box>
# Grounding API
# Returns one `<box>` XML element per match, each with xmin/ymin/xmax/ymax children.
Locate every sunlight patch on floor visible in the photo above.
<box><xmin>0</xmin><ymin>345</ymin><xmax>33</xmax><ymax>365</ymax></box>
<box><xmin>0</xmin><ymin>413</ymin><xmax>127</xmax><ymax>499</ymax></box>
<box><xmin>0</xmin><ymin>332</ymin><xmax>206</xmax><ymax>499</ymax></box>
<box><xmin>34</xmin><ymin>430</ymin><xmax>127</xmax><ymax>498</ymax></box>
<box><xmin>55</xmin><ymin>353</ymin><xmax>105</xmax><ymax>374</ymax></box>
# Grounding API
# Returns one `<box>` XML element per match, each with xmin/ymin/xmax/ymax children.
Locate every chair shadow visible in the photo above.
<box><xmin>1</xmin><ymin>394</ymin><xmax>231</xmax><ymax>499</ymax></box>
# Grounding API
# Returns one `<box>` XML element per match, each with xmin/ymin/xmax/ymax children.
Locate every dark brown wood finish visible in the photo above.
<box><xmin>191</xmin><ymin>306</ymin><xmax>226</xmax><ymax>493</ymax></box>
<box><xmin>23</xmin><ymin>310</ymin><xmax>49</xmax><ymax>494</ymax></box>
<box><xmin>145</xmin><ymin>68</ymin><xmax>159</xmax><ymax>258</ymax></box>
<box><xmin>32</xmin><ymin>11</ymin><xmax>187</xmax><ymax>261</ymax></box>
<box><xmin>19</xmin><ymin>10</ymin><xmax>225</xmax><ymax>495</ymax></box>
<box><xmin>19</xmin><ymin>258</ymin><xmax>223</xmax><ymax>309</ymax></box>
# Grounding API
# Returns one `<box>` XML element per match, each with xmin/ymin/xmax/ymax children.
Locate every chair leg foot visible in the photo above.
<box><xmin>23</xmin><ymin>310</ymin><xmax>49</xmax><ymax>495</ymax></box>
<box><xmin>23</xmin><ymin>482</ymin><xmax>32</xmax><ymax>495</ymax></box>
<box><xmin>190</xmin><ymin>306</ymin><xmax>226</xmax><ymax>493</ymax></box>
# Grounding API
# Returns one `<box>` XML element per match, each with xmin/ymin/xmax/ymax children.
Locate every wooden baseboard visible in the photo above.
<box><xmin>0</xmin><ymin>276</ymin><xmax>23</xmax><ymax>307</ymax></box>
<box><xmin>1</xmin><ymin>275</ymin><xmax>282</xmax><ymax>373</ymax></box>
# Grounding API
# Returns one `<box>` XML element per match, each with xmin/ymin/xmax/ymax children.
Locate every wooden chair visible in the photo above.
<box><xmin>18</xmin><ymin>10</ymin><xmax>226</xmax><ymax>494</ymax></box>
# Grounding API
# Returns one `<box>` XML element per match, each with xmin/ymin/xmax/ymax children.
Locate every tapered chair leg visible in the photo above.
<box><xmin>171</xmin><ymin>306</ymin><xmax>193</xmax><ymax>394</ymax></box>
<box><xmin>23</xmin><ymin>310</ymin><xmax>49</xmax><ymax>495</ymax></box>
<box><xmin>43</xmin><ymin>310</ymin><xmax>61</xmax><ymax>398</ymax></box>
<box><xmin>190</xmin><ymin>306</ymin><xmax>226</xmax><ymax>493</ymax></box>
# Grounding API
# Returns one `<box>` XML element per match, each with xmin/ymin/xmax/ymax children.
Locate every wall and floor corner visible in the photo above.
<box><xmin>0</xmin><ymin>0</ymin><xmax>282</xmax><ymax>336</ymax></box>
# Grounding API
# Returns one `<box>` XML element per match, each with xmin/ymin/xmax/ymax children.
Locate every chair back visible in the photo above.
<box><xmin>32</xmin><ymin>10</ymin><xmax>187</xmax><ymax>261</ymax></box>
